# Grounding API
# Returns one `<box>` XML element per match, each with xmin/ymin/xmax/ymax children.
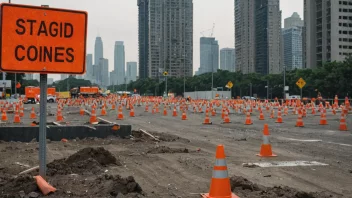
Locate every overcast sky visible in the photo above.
<box><xmin>2</xmin><ymin>0</ymin><xmax>303</xmax><ymax>80</ymax></box>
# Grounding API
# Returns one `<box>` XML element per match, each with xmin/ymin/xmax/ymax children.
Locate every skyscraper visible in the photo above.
<box><xmin>94</xmin><ymin>37</ymin><xmax>103</xmax><ymax>66</ymax></box>
<box><xmin>138</xmin><ymin>0</ymin><xmax>193</xmax><ymax>78</ymax></box>
<box><xmin>235</xmin><ymin>0</ymin><xmax>255</xmax><ymax>73</ymax></box>
<box><xmin>303</xmin><ymin>0</ymin><xmax>352</xmax><ymax>69</ymax></box>
<box><xmin>99</xmin><ymin>58</ymin><xmax>109</xmax><ymax>87</ymax></box>
<box><xmin>235</xmin><ymin>0</ymin><xmax>282</xmax><ymax>74</ymax></box>
<box><xmin>283</xmin><ymin>13</ymin><xmax>303</xmax><ymax>71</ymax></box>
<box><xmin>137</xmin><ymin>0</ymin><xmax>149</xmax><ymax>79</ymax></box>
<box><xmin>220</xmin><ymin>48</ymin><xmax>236</xmax><ymax>72</ymax></box>
<box><xmin>126</xmin><ymin>62</ymin><xmax>138</xmax><ymax>82</ymax></box>
<box><xmin>114</xmin><ymin>41</ymin><xmax>125</xmax><ymax>85</ymax></box>
<box><xmin>199</xmin><ymin>37</ymin><xmax>219</xmax><ymax>75</ymax></box>
<box><xmin>86</xmin><ymin>54</ymin><xmax>93</xmax><ymax>79</ymax></box>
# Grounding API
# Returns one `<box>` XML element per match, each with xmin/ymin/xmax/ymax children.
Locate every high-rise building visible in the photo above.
<box><xmin>126</xmin><ymin>62</ymin><xmax>138</xmax><ymax>82</ymax></box>
<box><xmin>110</xmin><ymin>71</ymin><xmax>116</xmax><ymax>86</ymax></box>
<box><xmin>220</xmin><ymin>48</ymin><xmax>236</xmax><ymax>72</ymax></box>
<box><xmin>86</xmin><ymin>54</ymin><xmax>93</xmax><ymax>80</ymax></box>
<box><xmin>94</xmin><ymin>37</ymin><xmax>103</xmax><ymax>66</ymax></box>
<box><xmin>114</xmin><ymin>41</ymin><xmax>125</xmax><ymax>85</ymax></box>
<box><xmin>235</xmin><ymin>0</ymin><xmax>282</xmax><ymax>74</ymax></box>
<box><xmin>283</xmin><ymin>13</ymin><xmax>303</xmax><ymax>71</ymax></box>
<box><xmin>137</xmin><ymin>0</ymin><xmax>149</xmax><ymax>79</ymax></box>
<box><xmin>99</xmin><ymin>58</ymin><xmax>109</xmax><ymax>87</ymax></box>
<box><xmin>303</xmin><ymin>0</ymin><xmax>352</xmax><ymax>69</ymax></box>
<box><xmin>235</xmin><ymin>0</ymin><xmax>255</xmax><ymax>73</ymax></box>
<box><xmin>255</xmin><ymin>0</ymin><xmax>282</xmax><ymax>75</ymax></box>
<box><xmin>284</xmin><ymin>12</ymin><xmax>304</xmax><ymax>29</ymax></box>
<box><xmin>199</xmin><ymin>37</ymin><xmax>219</xmax><ymax>75</ymax></box>
<box><xmin>138</xmin><ymin>0</ymin><xmax>193</xmax><ymax>78</ymax></box>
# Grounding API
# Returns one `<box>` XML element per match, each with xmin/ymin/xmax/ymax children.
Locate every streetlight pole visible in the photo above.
<box><xmin>165</xmin><ymin>75</ymin><xmax>168</xmax><ymax>97</ymax></box>
<box><xmin>250</xmin><ymin>83</ymin><xmax>252</xmax><ymax>97</ymax></box>
<box><xmin>283</xmin><ymin>65</ymin><xmax>286</xmax><ymax>100</ymax></box>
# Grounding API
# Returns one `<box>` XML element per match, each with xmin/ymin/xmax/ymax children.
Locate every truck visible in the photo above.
<box><xmin>24</xmin><ymin>86</ymin><xmax>56</xmax><ymax>104</ymax></box>
<box><xmin>70</xmin><ymin>86</ymin><xmax>101</xmax><ymax>98</ymax></box>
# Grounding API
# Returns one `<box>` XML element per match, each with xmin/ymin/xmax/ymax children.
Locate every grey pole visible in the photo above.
<box><xmin>39</xmin><ymin>74</ymin><xmax>47</xmax><ymax>177</ymax></box>
<box><xmin>283</xmin><ymin>65</ymin><xmax>286</xmax><ymax>99</ymax></box>
<box><xmin>250</xmin><ymin>83</ymin><xmax>252</xmax><ymax>97</ymax></box>
<box><xmin>14</xmin><ymin>73</ymin><xmax>17</xmax><ymax>96</ymax></box>
<box><xmin>165</xmin><ymin>75</ymin><xmax>168</xmax><ymax>97</ymax></box>
<box><xmin>267</xmin><ymin>81</ymin><xmax>269</xmax><ymax>99</ymax></box>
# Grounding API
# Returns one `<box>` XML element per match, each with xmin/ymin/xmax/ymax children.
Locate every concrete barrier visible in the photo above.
<box><xmin>0</xmin><ymin>124</ymin><xmax>131</xmax><ymax>142</ymax></box>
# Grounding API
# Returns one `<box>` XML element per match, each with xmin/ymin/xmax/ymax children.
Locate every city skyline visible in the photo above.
<box><xmin>1</xmin><ymin>0</ymin><xmax>303</xmax><ymax>81</ymax></box>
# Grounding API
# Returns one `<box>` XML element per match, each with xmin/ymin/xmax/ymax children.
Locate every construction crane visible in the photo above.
<box><xmin>200</xmin><ymin>23</ymin><xmax>216</xmax><ymax>37</ymax></box>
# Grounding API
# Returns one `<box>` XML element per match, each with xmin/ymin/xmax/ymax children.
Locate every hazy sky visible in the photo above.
<box><xmin>1</xmin><ymin>0</ymin><xmax>303</xmax><ymax>80</ymax></box>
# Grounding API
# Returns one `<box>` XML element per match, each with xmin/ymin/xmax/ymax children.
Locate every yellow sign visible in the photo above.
<box><xmin>226</xmin><ymin>81</ymin><xmax>233</xmax><ymax>89</ymax></box>
<box><xmin>163</xmin><ymin>71</ymin><xmax>168</xmax><ymax>76</ymax></box>
<box><xmin>296</xmin><ymin>78</ymin><xmax>306</xmax><ymax>89</ymax></box>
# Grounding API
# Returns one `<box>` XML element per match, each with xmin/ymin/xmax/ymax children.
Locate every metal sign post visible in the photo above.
<box><xmin>39</xmin><ymin>74</ymin><xmax>47</xmax><ymax>176</ymax></box>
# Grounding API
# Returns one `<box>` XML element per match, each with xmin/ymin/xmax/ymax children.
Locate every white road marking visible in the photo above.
<box><xmin>326</xmin><ymin>142</ymin><xmax>352</xmax><ymax>147</ymax></box>
<box><xmin>252</xmin><ymin>161</ymin><xmax>328</xmax><ymax>168</ymax></box>
<box><xmin>279</xmin><ymin>137</ymin><xmax>322</xmax><ymax>142</ymax></box>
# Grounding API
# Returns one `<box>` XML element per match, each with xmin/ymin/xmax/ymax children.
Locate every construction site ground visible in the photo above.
<box><xmin>0</xmin><ymin>103</ymin><xmax>352</xmax><ymax>198</ymax></box>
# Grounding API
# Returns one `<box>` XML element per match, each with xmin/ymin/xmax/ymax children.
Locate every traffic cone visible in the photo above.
<box><xmin>270</xmin><ymin>109</ymin><xmax>275</xmax><ymax>119</ymax></box>
<box><xmin>211</xmin><ymin>108</ymin><xmax>216</xmax><ymax>116</ymax></box>
<box><xmin>295</xmin><ymin>113</ymin><xmax>304</xmax><ymax>127</ymax></box>
<box><xmin>13</xmin><ymin>111</ymin><xmax>21</xmax><ymax>124</ymax></box>
<box><xmin>283</xmin><ymin>106</ymin><xmax>288</xmax><ymax>116</ymax></box>
<box><xmin>244</xmin><ymin>112</ymin><xmax>252</xmax><ymax>125</ymax></box>
<box><xmin>1</xmin><ymin>110</ymin><xmax>8</xmax><ymax>122</ymax></box>
<box><xmin>89</xmin><ymin>108</ymin><xmax>98</xmax><ymax>124</ymax></box>
<box><xmin>222</xmin><ymin>110</ymin><xmax>231</xmax><ymax>124</ymax></box>
<box><xmin>101</xmin><ymin>106</ymin><xmax>107</xmax><ymax>116</ymax></box>
<box><xmin>257</xmin><ymin>124</ymin><xmax>277</xmax><ymax>157</ymax></box>
<box><xmin>111</xmin><ymin>103</ymin><xmax>116</xmax><ymax>110</ymax></box>
<box><xmin>311</xmin><ymin>107</ymin><xmax>316</xmax><ymax>115</ymax></box>
<box><xmin>19</xmin><ymin>107</ymin><xmax>24</xmax><ymax>117</ymax></box>
<box><xmin>145</xmin><ymin>105</ymin><xmax>149</xmax><ymax>112</ymax></box>
<box><xmin>79</xmin><ymin>106</ymin><xmax>85</xmax><ymax>116</ymax></box>
<box><xmin>332</xmin><ymin>108</ymin><xmax>336</xmax><ymax>115</ymax></box>
<box><xmin>35</xmin><ymin>175</ymin><xmax>56</xmax><ymax>196</ymax></box>
<box><xmin>56</xmin><ymin>108</ymin><xmax>63</xmax><ymax>122</ymax></box>
<box><xmin>181</xmin><ymin>111</ymin><xmax>187</xmax><ymax>120</ymax></box>
<box><xmin>203</xmin><ymin>111</ymin><xmax>212</xmax><ymax>125</ymax></box>
<box><xmin>259</xmin><ymin>110</ymin><xmax>265</xmax><ymax>120</ymax></box>
<box><xmin>163</xmin><ymin>106</ymin><xmax>168</xmax><ymax>116</ymax></box>
<box><xmin>30</xmin><ymin>107</ymin><xmax>36</xmax><ymax>119</ymax></box>
<box><xmin>201</xmin><ymin>145</ymin><xmax>239</xmax><ymax>198</ymax></box>
<box><xmin>275</xmin><ymin>110</ymin><xmax>283</xmax><ymax>123</ymax></box>
<box><xmin>129</xmin><ymin>108</ymin><xmax>135</xmax><ymax>117</ymax></box>
<box><xmin>339</xmin><ymin>114</ymin><xmax>348</xmax><ymax>131</ymax></box>
<box><xmin>319</xmin><ymin>112</ymin><xmax>328</xmax><ymax>125</ymax></box>
<box><xmin>172</xmin><ymin>106</ymin><xmax>178</xmax><ymax>117</ymax></box>
<box><xmin>117</xmin><ymin>106</ymin><xmax>124</xmax><ymax>120</ymax></box>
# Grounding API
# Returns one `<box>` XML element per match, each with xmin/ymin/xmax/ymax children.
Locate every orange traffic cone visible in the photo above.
<box><xmin>332</xmin><ymin>108</ymin><xmax>336</xmax><ymax>115</ymax></box>
<box><xmin>223</xmin><ymin>110</ymin><xmax>231</xmax><ymax>124</ymax></box>
<box><xmin>201</xmin><ymin>145</ymin><xmax>239</xmax><ymax>198</ymax></box>
<box><xmin>19</xmin><ymin>108</ymin><xmax>24</xmax><ymax>117</ymax></box>
<box><xmin>257</xmin><ymin>124</ymin><xmax>277</xmax><ymax>157</ymax></box>
<box><xmin>1</xmin><ymin>110</ymin><xmax>8</xmax><ymax>122</ymax></box>
<box><xmin>56</xmin><ymin>108</ymin><xmax>63</xmax><ymax>122</ymax></box>
<box><xmin>244</xmin><ymin>112</ymin><xmax>252</xmax><ymax>125</ymax></box>
<box><xmin>90</xmin><ymin>108</ymin><xmax>98</xmax><ymax>124</ymax></box>
<box><xmin>163</xmin><ymin>106</ymin><xmax>168</xmax><ymax>116</ymax></box>
<box><xmin>270</xmin><ymin>109</ymin><xmax>275</xmax><ymax>119</ymax></box>
<box><xmin>117</xmin><ymin>106</ymin><xmax>124</xmax><ymax>120</ymax></box>
<box><xmin>129</xmin><ymin>108</ymin><xmax>135</xmax><ymax>117</ymax></box>
<box><xmin>111</xmin><ymin>103</ymin><xmax>116</xmax><ymax>110</ymax></box>
<box><xmin>211</xmin><ymin>108</ymin><xmax>216</xmax><ymax>116</ymax></box>
<box><xmin>339</xmin><ymin>114</ymin><xmax>348</xmax><ymax>131</ymax></box>
<box><xmin>145</xmin><ymin>105</ymin><xmax>149</xmax><ymax>112</ymax></box>
<box><xmin>35</xmin><ymin>175</ymin><xmax>56</xmax><ymax>196</ymax></box>
<box><xmin>203</xmin><ymin>111</ymin><xmax>212</xmax><ymax>125</ymax></box>
<box><xmin>259</xmin><ymin>110</ymin><xmax>265</xmax><ymax>120</ymax></box>
<box><xmin>295</xmin><ymin>113</ymin><xmax>304</xmax><ymax>127</ymax></box>
<box><xmin>30</xmin><ymin>107</ymin><xmax>36</xmax><ymax>119</ymax></box>
<box><xmin>319</xmin><ymin>112</ymin><xmax>328</xmax><ymax>125</ymax></box>
<box><xmin>101</xmin><ymin>106</ymin><xmax>107</xmax><ymax>116</ymax></box>
<box><xmin>13</xmin><ymin>111</ymin><xmax>21</xmax><ymax>124</ymax></box>
<box><xmin>311</xmin><ymin>107</ymin><xmax>316</xmax><ymax>115</ymax></box>
<box><xmin>79</xmin><ymin>106</ymin><xmax>85</xmax><ymax>116</ymax></box>
<box><xmin>275</xmin><ymin>110</ymin><xmax>283</xmax><ymax>123</ymax></box>
<box><xmin>181</xmin><ymin>111</ymin><xmax>187</xmax><ymax>120</ymax></box>
<box><xmin>172</xmin><ymin>106</ymin><xmax>178</xmax><ymax>117</ymax></box>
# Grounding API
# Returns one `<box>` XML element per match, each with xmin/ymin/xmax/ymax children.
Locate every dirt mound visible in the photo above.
<box><xmin>95</xmin><ymin>174</ymin><xmax>144</xmax><ymax>197</ymax></box>
<box><xmin>147</xmin><ymin>146</ymin><xmax>189</xmax><ymax>154</ymax></box>
<box><xmin>132</xmin><ymin>130</ymin><xmax>190</xmax><ymax>143</ymax></box>
<box><xmin>47</xmin><ymin>147</ymin><xmax>121</xmax><ymax>176</ymax></box>
<box><xmin>0</xmin><ymin>175</ymin><xmax>37</xmax><ymax>196</ymax></box>
<box><xmin>230</xmin><ymin>175</ymin><xmax>337</xmax><ymax>198</ymax></box>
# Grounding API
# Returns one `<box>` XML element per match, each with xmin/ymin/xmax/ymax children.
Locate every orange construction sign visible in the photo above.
<box><xmin>0</xmin><ymin>3</ymin><xmax>87</xmax><ymax>74</ymax></box>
